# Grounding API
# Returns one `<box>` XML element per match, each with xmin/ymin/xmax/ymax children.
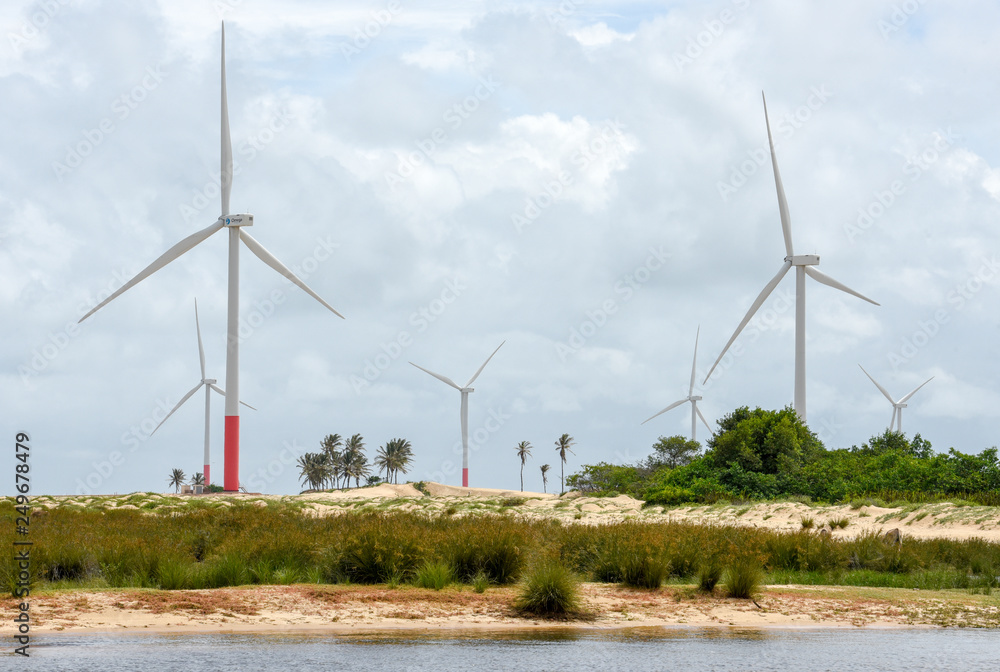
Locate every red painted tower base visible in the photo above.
<box><xmin>204</xmin><ymin>465</ymin><xmax>210</xmax><ymax>489</ymax></box>
<box><xmin>462</xmin><ymin>468</ymin><xmax>468</xmax><ymax>488</ymax></box>
<box><xmin>224</xmin><ymin>415</ymin><xmax>239</xmax><ymax>491</ymax></box>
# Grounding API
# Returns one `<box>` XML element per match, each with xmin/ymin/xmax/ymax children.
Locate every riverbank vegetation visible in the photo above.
<box><xmin>2</xmin><ymin>503</ymin><xmax>997</xmax><ymax>603</ymax></box>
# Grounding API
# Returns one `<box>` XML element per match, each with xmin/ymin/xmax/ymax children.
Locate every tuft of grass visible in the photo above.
<box><xmin>514</xmin><ymin>562</ymin><xmax>580</xmax><ymax>616</ymax></box>
<box><xmin>501</xmin><ymin>497</ymin><xmax>526</xmax><ymax>507</ymax></box>
<box><xmin>800</xmin><ymin>517</ymin><xmax>814</xmax><ymax>529</ymax></box>
<box><xmin>472</xmin><ymin>570</ymin><xmax>489</xmax><ymax>593</ymax></box>
<box><xmin>619</xmin><ymin>552</ymin><xmax>671</xmax><ymax>589</ymax></box>
<box><xmin>413</xmin><ymin>560</ymin><xmax>452</xmax><ymax>590</ymax></box>
<box><xmin>724</xmin><ymin>555</ymin><xmax>764</xmax><ymax>599</ymax></box>
<box><xmin>697</xmin><ymin>560</ymin><xmax>723</xmax><ymax>593</ymax></box>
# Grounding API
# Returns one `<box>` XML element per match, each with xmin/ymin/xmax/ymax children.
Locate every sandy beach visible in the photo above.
<box><xmin>13</xmin><ymin>582</ymin><xmax>1000</xmax><ymax>634</ymax></box>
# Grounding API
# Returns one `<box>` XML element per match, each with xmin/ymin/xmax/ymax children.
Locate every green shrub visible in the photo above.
<box><xmin>724</xmin><ymin>555</ymin><xmax>764</xmax><ymax>599</ymax></box>
<box><xmin>515</xmin><ymin>562</ymin><xmax>580</xmax><ymax>616</ymax></box>
<box><xmin>413</xmin><ymin>560</ymin><xmax>452</xmax><ymax>590</ymax></box>
<box><xmin>698</xmin><ymin>561</ymin><xmax>722</xmax><ymax>592</ymax></box>
<box><xmin>643</xmin><ymin>486</ymin><xmax>696</xmax><ymax>507</ymax></box>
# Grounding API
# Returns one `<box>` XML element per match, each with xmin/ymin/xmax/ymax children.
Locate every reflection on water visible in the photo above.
<box><xmin>7</xmin><ymin>627</ymin><xmax>998</xmax><ymax>671</ymax></box>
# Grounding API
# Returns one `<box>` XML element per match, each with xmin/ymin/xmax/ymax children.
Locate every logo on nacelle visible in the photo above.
<box><xmin>221</xmin><ymin>213</ymin><xmax>254</xmax><ymax>227</ymax></box>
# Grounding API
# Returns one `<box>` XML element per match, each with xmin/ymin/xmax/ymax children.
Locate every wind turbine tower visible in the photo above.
<box><xmin>79</xmin><ymin>24</ymin><xmax>343</xmax><ymax>491</ymax></box>
<box><xmin>703</xmin><ymin>92</ymin><xmax>879</xmax><ymax>422</ymax></box>
<box><xmin>410</xmin><ymin>342</ymin><xmax>504</xmax><ymax>487</ymax></box>
<box><xmin>150</xmin><ymin>300</ymin><xmax>254</xmax><ymax>486</ymax></box>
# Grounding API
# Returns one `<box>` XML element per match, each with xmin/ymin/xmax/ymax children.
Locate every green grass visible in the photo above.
<box><xmin>413</xmin><ymin>560</ymin><xmax>452</xmax><ymax>590</ymax></box>
<box><xmin>514</xmin><ymin>562</ymin><xmax>580</xmax><ymax>616</ymax></box>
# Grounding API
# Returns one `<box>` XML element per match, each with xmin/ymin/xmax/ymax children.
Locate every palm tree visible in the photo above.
<box><xmin>342</xmin><ymin>434</ymin><xmax>369</xmax><ymax>488</ymax></box>
<box><xmin>540</xmin><ymin>464</ymin><xmax>550</xmax><ymax>494</ymax></box>
<box><xmin>297</xmin><ymin>452</ymin><xmax>329</xmax><ymax>491</ymax></box>
<box><xmin>191</xmin><ymin>472</ymin><xmax>205</xmax><ymax>486</ymax></box>
<box><xmin>554</xmin><ymin>433</ymin><xmax>575</xmax><ymax>495</ymax></box>
<box><xmin>383</xmin><ymin>438</ymin><xmax>413</xmax><ymax>484</ymax></box>
<box><xmin>168</xmin><ymin>468</ymin><xmax>186</xmax><ymax>493</ymax></box>
<box><xmin>374</xmin><ymin>444</ymin><xmax>391</xmax><ymax>483</ymax></box>
<box><xmin>320</xmin><ymin>434</ymin><xmax>342</xmax><ymax>489</ymax></box>
<box><xmin>515</xmin><ymin>441</ymin><xmax>532</xmax><ymax>491</ymax></box>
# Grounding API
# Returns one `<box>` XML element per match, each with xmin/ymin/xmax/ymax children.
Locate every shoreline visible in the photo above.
<box><xmin>12</xmin><ymin>583</ymin><xmax>999</xmax><ymax>634</ymax></box>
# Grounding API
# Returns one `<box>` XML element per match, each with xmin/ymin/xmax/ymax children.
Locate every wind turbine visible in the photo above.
<box><xmin>703</xmin><ymin>92</ymin><xmax>879</xmax><ymax>422</ymax></box>
<box><xmin>642</xmin><ymin>327</ymin><xmax>714</xmax><ymax>442</ymax></box>
<box><xmin>859</xmin><ymin>365</ymin><xmax>933</xmax><ymax>433</ymax></box>
<box><xmin>79</xmin><ymin>24</ymin><xmax>343</xmax><ymax>491</ymax></box>
<box><xmin>150</xmin><ymin>300</ymin><xmax>255</xmax><ymax>486</ymax></box>
<box><xmin>410</xmin><ymin>342</ymin><xmax>504</xmax><ymax>488</ymax></box>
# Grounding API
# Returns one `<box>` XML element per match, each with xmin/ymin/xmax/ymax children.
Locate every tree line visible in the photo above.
<box><xmin>566</xmin><ymin>406</ymin><xmax>1000</xmax><ymax>505</ymax></box>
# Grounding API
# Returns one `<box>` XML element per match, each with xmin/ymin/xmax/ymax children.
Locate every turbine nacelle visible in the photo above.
<box><xmin>205</xmin><ymin>378</ymin><xmax>217</xmax><ymax>385</ymax></box>
<box><xmin>220</xmin><ymin>213</ymin><xmax>254</xmax><ymax>227</ymax></box>
<box><xmin>461</xmin><ymin>387</ymin><xmax>474</xmax><ymax>394</ymax></box>
<box><xmin>786</xmin><ymin>254</ymin><xmax>819</xmax><ymax>266</ymax></box>
<box><xmin>689</xmin><ymin>395</ymin><xmax>703</xmax><ymax>402</ymax></box>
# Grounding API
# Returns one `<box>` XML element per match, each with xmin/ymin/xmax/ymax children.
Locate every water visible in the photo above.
<box><xmin>4</xmin><ymin>627</ymin><xmax>998</xmax><ymax>671</ymax></box>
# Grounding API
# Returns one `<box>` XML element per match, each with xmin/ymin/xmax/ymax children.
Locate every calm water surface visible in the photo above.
<box><xmin>5</xmin><ymin>627</ymin><xmax>999</xmax><ymax>671</ymax></box>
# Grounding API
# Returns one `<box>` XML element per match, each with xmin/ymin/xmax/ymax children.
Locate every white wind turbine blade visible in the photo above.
<box><xmin>465</xmin><ymin>341</ymin><xmax>505</xmax><ymax>387</ymax></box>
<box><xmin>762</xmin><ymin>92</ymin><xmax>793</xmax><ymax>257</ymax></box>
<box><xmin>78</xmin><ymin>221</ymin><xmax>225</xmax><ymax>323</ymax></box>
<box><xmin>859</xmin><ymin>365</ymin><xmax>895</xmax><ymax>404</ymax></box>
<box><xmin>410</xmin><ymin>362</ymin><xmax>462</xmax><ymax>390</ymax></box>
<box><xmin>151</xmin><ymin>382</ymin><xmax>204</xmax><ymax>435</ymax></box>
<box><xmin>195</xmin><ymin>299</ymin><xmax>206</xmax><ymax>379</ymax></box>
<box><xmin>208</xmin><ymin>382</ymin><xmax>256</xmax><ymax>410</ymax></box>
<box><xmin>890</xmin><ymin>406</ymin><xmax>899</xmax><ymax>430</ymax></box>
<box><xmin>804</xmin><ymin>266</ymin><xmax>879</xmax><ymax>306</ymax></box>
<box><xmin>220</xmin><ymin>22</ymin><xmax>233</xmax><ymax>216</ymax></box>
<box><xmin>703</xmin><ymin>260</ymin><xmax>793</xmax><ymax>383</ymax></box>
<box><xmin>641</xmin><ymin>399</ymin><xmax>687</xmax><ymax>425</ymax></box>
<box><xmin>688</xmin><ymin>326</ymin><xmax>700</xmax><ymax>397</ymax></box>
<box><xmin>239</xmin><ymin>230</ymin><xmax>345</xmax><ymax>319</ymax></box>
<box><xmin>899</xmin><ymin>376</ymin><xmax>934</xmax><ymax>404</ymax></box>
<box><xmin>695</xmin><ymin>405</ymin><xmax>714</xmax><ymax>436</ymax></box>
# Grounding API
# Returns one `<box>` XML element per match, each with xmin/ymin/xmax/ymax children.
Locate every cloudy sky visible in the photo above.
<box><xmin>2</xmin><ymin>0</ymin><xmax>998</xmax><ymax>497</ymax></box>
